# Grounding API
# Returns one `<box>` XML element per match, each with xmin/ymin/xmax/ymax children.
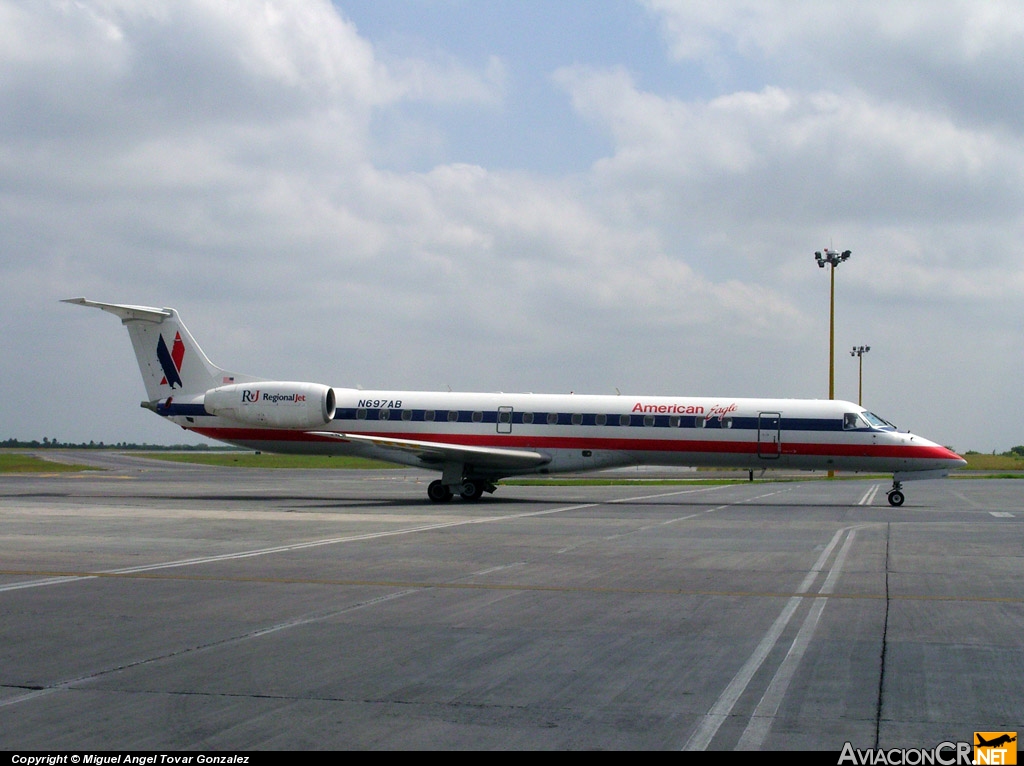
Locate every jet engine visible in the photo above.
<box><xmin>204</xmin><ymin>382</ymin><xmax>336</xmax><ymax>428</ymax></box>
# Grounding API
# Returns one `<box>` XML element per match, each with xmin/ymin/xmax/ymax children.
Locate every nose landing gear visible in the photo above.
<box><xmin>887</xmin><ymin>480</ymin><xmax>904</xmax><ymax>507</ymax></box>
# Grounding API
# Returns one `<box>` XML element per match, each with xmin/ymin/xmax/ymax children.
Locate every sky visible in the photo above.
<box><xmin>1</xmin><ymin>0</ymin><xmax>1021</xmax><ymax>453</ymax></box>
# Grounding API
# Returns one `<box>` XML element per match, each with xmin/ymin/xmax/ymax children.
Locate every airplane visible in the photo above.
<box><xmin>977</xmin><ymin>735</ymin><xmax>1017</xmax><ymax>748</ymax></box>
<box><xmin>64</xmin><ymin>298</ymin><xmax>966</xmax><ymax>506</ymax></box>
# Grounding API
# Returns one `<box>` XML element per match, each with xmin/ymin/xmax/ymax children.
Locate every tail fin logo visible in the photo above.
<box><xmin>157</xmin><ymin>332</ymin><xmax>185</xmax><ymax>389</ymax></box>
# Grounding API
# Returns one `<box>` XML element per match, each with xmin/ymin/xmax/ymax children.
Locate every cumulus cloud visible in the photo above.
<box><xmin>553</xmin><ymin>54</ymin><xmax>1024</xmax><ymax>316</ymax></box>
<box><xmin>1</xmin><ymin>1</ymin><xmax>1020</xmax><ymax>451</ymax></box>
<box><xmin>642</xmin><ymin>0</ymin><xmax>1024</xmax><ymax>126</ymax></box>
<box><xmin>0</xmin><ymin>1</ymin><xmax>503</xmax><ymax>283</ymax></box>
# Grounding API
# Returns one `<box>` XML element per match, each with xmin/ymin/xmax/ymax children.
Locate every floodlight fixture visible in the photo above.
<box><xmin>814</xmin><ymin>248</ymin><xmax>850</xmax><ymax>269</ymax></box>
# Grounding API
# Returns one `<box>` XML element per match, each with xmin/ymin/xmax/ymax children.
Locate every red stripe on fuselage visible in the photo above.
<box><xmin>187</xmin><ymin>427</ymin><xmax>960</xmax><ymax>462</ymax></box>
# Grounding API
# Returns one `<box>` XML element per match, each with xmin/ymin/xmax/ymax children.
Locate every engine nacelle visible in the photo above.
<box><xmin>204</xmin><ymin>382</ymin><xmax>336</xmax><ymax>429</ymax></box>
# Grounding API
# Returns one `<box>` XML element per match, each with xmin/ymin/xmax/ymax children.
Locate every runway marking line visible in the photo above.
<box><xmin>0</xmin><ymin>484</ymin><xmax>733</xmax><ymax>594</ymax></box>
<box><xmin>683</xmin><ymin>525</ymin><xmax>867</xmax><ymax>751</ymax></box>
<box><xmin>0</xmin><ymin>567</ymin><xmax>1019</xmax><ymax>604</ymax></box>
<box><xmin>0</xmin><ymin>561</ymin><xmax>536</xmax><ymax>710</ymax></box>
<box><xmin>859</xmin><ymin>484</ymin><xmax>881</xmax><ymax>505</ymax></box>
<box><xmin>1</xmin><ymin>484</ymin><xmax>1018</xmax><ymax>604</ymax></box>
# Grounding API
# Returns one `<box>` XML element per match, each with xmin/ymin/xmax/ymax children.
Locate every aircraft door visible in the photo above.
<box><xmin>497</xmin><ymin>406</ymin><xmax>513</xmax><ymax>434</ymax></box>
<box><xmin>758</xmin><ymin>412</ymin><xmax>781</xmax><ymax>459</ymax></box>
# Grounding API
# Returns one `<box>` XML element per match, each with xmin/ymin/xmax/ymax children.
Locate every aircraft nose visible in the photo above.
<box><xmin>948</xmin><ymin>448</ymin><xmax>968</xmax><ymax>468</ymax></box>
<box><xmin>911</xmin><ymin>437</ymin><xmax>967</xmax><ymax>469</ymax></box>
<box><xmin>934</xmin><ymin>444</ymin><xmax>967</xmax><ymax>467</ymax></box>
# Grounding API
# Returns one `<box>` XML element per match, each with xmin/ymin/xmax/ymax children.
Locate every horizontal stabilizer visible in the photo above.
<box><xmin>61</xmin><ymin>298</ymin><xmax>172</xmax><ymax>324</ymax></box>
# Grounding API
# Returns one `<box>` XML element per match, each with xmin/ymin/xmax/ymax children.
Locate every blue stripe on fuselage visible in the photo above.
<box><xmin>158</xmin><ymin>403</ymin><xmax>208</xmax><ymax>417</ymax></box>
<box><xmin>159</xmin><ymin>403</ymin><xmax>889</xmax><ymax>434</ymax></box>
<box><xmin>332</xmin><ymin>407</ymin><xmax>858</xmax><ymax>432</ymax></box>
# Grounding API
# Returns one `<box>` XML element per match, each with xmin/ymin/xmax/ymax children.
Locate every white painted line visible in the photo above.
<box><xmin>859</xmin><ymin>484</ymin><xmax>880</xmax><ymax>506</ymax></box>
<box><xmin>735</xmin><ymin>596</ymin><xmax>828</xmax><ymax>750</ymax></box>
<box><xmin>734</xmin><ymin>530</ymin><xmax>858</xmax><ymax>749</ymax></box>
<box><xmin>683</xmin><ymin>526</ymin><xmax>859</xmax><ymax>750</ymax></box>
<box><xmin>0</xmin><ymin>483</ymin><xmax>749</xmax><ymax>713</ymax></box>
<box><xmin>0</xmin><ymin>485</ymin><xmax>734</xmax><ymax>594</ymax></box>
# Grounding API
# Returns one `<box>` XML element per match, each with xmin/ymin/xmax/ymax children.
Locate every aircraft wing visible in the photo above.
<box><xmin>308</xmin><ymin>432</ymin><xmax>551</xmax><ymax>470</ymax></box>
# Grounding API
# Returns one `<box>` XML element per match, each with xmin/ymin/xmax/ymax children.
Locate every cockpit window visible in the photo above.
<box><xmin>861</xmin><ymin>411</ymin><xmax>897</xmax><ymax>430</ymax></box>
<box><xmin>843</xmin><ymin>413</ymin><xmax>866</xmax><ymax>430</ymax></box>
<box><xmin>844</xmin><ymin>411</ymin><xmax>897</xmax><ymax>430</ymax></box>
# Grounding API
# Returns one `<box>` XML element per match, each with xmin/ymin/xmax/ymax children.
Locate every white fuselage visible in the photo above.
<box><xmin>178</xmin><ymin>389</ymin><xmax>964</xmax><ymax>478</ymax></box>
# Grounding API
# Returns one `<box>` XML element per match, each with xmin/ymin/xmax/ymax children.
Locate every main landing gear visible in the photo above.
<box><xmin>887</xmin><ymin>480</ymin><xmax>905</xmax><ymax>507</ymax></box>
<box><xmin>427</xmin><ymin>480</ymin><xmax>452</xmax><ymax>502</ymax></box>
<box><xmin>427</xmin><ymin>479</ymin><xmax>494</xmax><ymax>502</ymax></box>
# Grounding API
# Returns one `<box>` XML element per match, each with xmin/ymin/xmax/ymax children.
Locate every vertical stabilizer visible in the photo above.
<box><xmin>63</xmin><ymin>298</ymin><xmax>258</xmax><ymax>402</ymax></box>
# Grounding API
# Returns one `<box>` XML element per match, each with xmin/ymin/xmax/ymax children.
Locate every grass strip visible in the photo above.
<box><xmin>0</xmin><ymin>454</ymin><xmax>97</xmax><ymax>473</ymax></box>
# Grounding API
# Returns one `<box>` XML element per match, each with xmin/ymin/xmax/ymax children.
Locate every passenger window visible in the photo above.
<box><xmin>547</xmin><ymin>412</ymin><xmax>559</xmax><ymax>425</ymax></box>
<box><xmin>402</xmin><ymin>410</ymin><xmax>412</xmax><ymax>421</ymax></box>
<box><xmin>424</xmin><ymin>410</ymin><xmax>435</xmax><ymax>422</ymax></box>
<box><xmin>356</xmin><ymin>408</ymin><xmax>367</xmax><ymax>420</ymax></box>
<box><xmin>595</xmin><ymin>413</ymin><xmax>607</xmax><ymax>426</ymax></box>
<box><xmin>644</xmin><ymin>414</ymin><xmax>654</xmax><ymax>427</ymax></box>
<box><xmin>619</xmin><ymin>414</ymin><xmax>630</xmax><ymax>426</ymax></box>
<box><xmin>522</xmin><ymin>412</ymin><xmax>534</xmax><ymax>424</ymax></box>
<box><xmin>472</xmin><ymin>411</ymin><xmax>483</xmax><ymax>423</ymax></box>
<box><xmin>669</xmin><ymin>415</ymin><xmax>680</xmax><ymax>428</ymax></box>
<box><xmin>448</xmin><ymin>410</ymin><xmax>459</xmax><ymax>422</ymax></box>
<box><xmin>571</xmin><ymin>413</ymin><xmax>583</xmax><ymax>425</ymax></box>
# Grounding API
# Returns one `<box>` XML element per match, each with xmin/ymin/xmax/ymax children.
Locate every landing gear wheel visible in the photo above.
<box><xmin>428</xmin><ymin>480</ymin><xmax>452</xmax><ymax>503</ymax></box>
<box><xmin>887</xmin><ymin>479</ymin><xmax>905</xmax><ymax>507</ymax></box>
<box><xmin>460</xmin><ymin>480</ymin><xmax>485</xmax><ymax>501</ymax></box>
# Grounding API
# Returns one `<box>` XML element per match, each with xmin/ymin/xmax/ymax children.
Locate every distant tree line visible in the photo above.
<box><xmin>964</xmin><ymin>446</ymin><xmax>1024</xmax><ymax>457</ymax></box>
<box><xmin>1</xmin><ymin>438</ymin><xmax>240</xmax><ymax>451</ymax></box>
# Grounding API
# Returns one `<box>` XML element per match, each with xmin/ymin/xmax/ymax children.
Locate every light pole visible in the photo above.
<box><xmin>814</xmin><ymin>248</ymin><xmax>851</xmax><ymax>400</ymax></box>
<box><xmin>850</xmin><ymin>345</ymin><xmax>870</xmax><ymax>405</ymax></box>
